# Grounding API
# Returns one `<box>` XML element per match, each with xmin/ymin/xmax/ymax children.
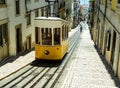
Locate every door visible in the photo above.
<box><xmin>26</xmin><ymin>35</ymin><xmax>31</xmax><ymax>49</ymax></box>
<box><xmin>111</xmin><ymin>31</ymin><xmax>116</xmax><ymax>66</ymax></box>
<box><xmin>16</xmin><ymin>27</ymin><xmax>22</xmax><ymax>54</ymax></box>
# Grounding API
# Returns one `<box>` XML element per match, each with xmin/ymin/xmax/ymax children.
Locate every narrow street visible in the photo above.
<box><xmin>0</xmin><ymin>22</ymin><xmax>120</xmax><ymax>87</ymax></box>
<box><xmin>0</xmin><ymin>0</ymin><xmax>120</xmax><ymax>87</ymax></box>
<box><xmin>61</xmin><ymin>23</ymin><xmax>120</xmax><ymax>88</ymax></box>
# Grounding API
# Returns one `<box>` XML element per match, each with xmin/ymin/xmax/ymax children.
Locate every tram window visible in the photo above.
<box><xmin>67</xmin><ymin>26</ymin><xmax>68</xmax><ymax>38</ymax></box>
<box><xmin>64</xmin><ymin>26</ymin><xmax>66</xmax><ymax>39</ymax></box>
<box><xmin>65</xmin><ymin>26</ymin><xmax>67</xmax><ymax>39</ymax></box>
<box><xmin>42</xmin><ymin>28</ymin><xmax>52</xmax><ymax>45</ymax></box>
<box><xmin>35</xmin><ymin>27</ymin><xmax>40</xmax><ymax>44</ymax></box>
<box><xmin>62</xmin><ymin>26</ymin><xmax>63</xmax><ymax>40</ymax></box>
<box><xmin>54</xmin><ymin>28</ymin><xmax>60</xmax><ymax>45</ymax></box>
<box><xmin>62</xmin><ymin>25</ymin><xmax>65</xmax><ymax>40</ymax></box>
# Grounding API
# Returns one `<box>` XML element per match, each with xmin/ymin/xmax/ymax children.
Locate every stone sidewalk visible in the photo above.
<box><xmin>62</xmin><ymin>28</ymin><xmax>120</xmax><ymax>88</ymax></box>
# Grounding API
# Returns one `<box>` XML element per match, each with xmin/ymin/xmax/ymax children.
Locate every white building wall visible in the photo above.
<box><xmin>6</xmin><ymin>0</ymin><xmax>48</xmax><ymax>56</ymax></box>
<box><xmin>26</xmin><ymin>0</ymin><xmax>48</xmax><ymax>12</ymax></box>
<box><xmin>0</xmin><ymin>8</ymin><xmax>8</xmax><ymax>21</ymax></box>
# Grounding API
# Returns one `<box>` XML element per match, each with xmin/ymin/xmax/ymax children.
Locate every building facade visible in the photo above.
<box><xmin>0</xmin><ymin>0</ymin><xmax>74</xmax><ymax>61</ymax></box>
<box><xmin>89</xmin><ymin>0</ymin><xmax>120</xmax><ymax>80</ymax></box>
<box><xmin>71</xmin><ymin>0</ymin><xmax>80</xmax><ymax>28</ymax></box>
<box><xmin>0</xmin><ymin>0</ymin><xmax>49</xmax><ymax>61</ymax></box>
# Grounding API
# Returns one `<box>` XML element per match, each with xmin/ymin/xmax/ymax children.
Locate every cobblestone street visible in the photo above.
<box><xmin>62</xmin><ymin>27</ymin><xmax>120</xmax><ymax>88</ymax></box>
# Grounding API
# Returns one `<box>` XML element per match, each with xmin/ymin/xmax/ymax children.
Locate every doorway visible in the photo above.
<box><xmin>26</xmin><ymin>34</ymin><xmax>31</xmax><ymax>50</ymax></box>
<box><xmin>111</xmin><ymin>31</ymin><xmax>116</xmax><ymax>66</ymax></box>
<box><xmin>16</xmin><ymin>25</ymin><xmax>22</xmax><ymax>54</ymax></box>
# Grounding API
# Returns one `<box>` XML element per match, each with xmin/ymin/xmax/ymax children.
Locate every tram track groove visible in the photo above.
<box><xmin>30</xmin><ymin>64</ymin><xmax>54</xmax><ymax>88</ymax></box>
<box><xmin>0</xmin><ymin>29</ymin><xmax>80</xmax><ymax>88</ymax></box>
<box><xmin>14</xmin><ymin>67</ymin><xmax>46</xmax><ymax>88</ymax></box>
<box><xmin>0</xmin><ymin>65</ymin><xmax>33</xmax><ymax>87</ymax></box>
<box><xmin>50</xmin><ymin>30</ymin><xmax>80</xmax><ymax>88</ymax></box>
<box><xmin>24</xmin><ymin>68</ymin><xmax>51</xmax><ymax>88</ymax></box>
<box><xmin>33</xmin><ymin>67</ymin><xmax>58</xmax><ymax>88</ymax></box>
<box><xmin>34</xmin><ymin>31</ymin><xmax>80</xmax><ymax>88</ymax></box>
<box><xmin>4</xmin><ymin>67</ymin><xmax>39</xmax><ymax>88</ymax></box>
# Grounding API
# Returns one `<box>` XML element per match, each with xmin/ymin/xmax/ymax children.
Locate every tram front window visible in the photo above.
<box><xmin>42</xmin><ymin>28</ymin><xmax>52</xmax><ymax>45</ymax></box>
<box><xmin>54</xmin><ymin>28</ymin><xmax>60</xmax><ymax>45</ymax></box>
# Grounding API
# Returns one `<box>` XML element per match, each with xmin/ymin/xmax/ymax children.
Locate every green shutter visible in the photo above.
<box><xmin>111</xmin><ymin>0</ymin><xmax>117</xmax><ymax>11</ymax></box>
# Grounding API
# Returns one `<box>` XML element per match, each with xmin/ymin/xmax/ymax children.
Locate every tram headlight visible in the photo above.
<box><xmin>44</xmin><ymin>50</ymin><xmax>49</xmax><ymax>55</ymax></box>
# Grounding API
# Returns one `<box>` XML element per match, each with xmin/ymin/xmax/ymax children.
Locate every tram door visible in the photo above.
<box><xmin>111</xmin><ymin>31</ymin><xmax>116</xmax><ymax>66</ymax></box>
<box><xmin>16</xmin><ymin>27</ymin><xmax>22</xmax><ymax>54</ymax></box>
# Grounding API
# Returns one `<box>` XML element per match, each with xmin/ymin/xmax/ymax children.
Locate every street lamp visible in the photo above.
<box><xmin>45</xmin><ymin>0</ymin><xmax>58</xmax><ymax>17</ymax></box>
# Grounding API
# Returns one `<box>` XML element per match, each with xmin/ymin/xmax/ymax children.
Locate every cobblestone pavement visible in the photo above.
<box><xmin>62</xmin><ymin>28</ymin><xmax>120</xmax><ymax>88</ymax></box>
<box><xmin>0</xmin><ymin>26</ymin><xmax>78</xmax><ymax>80</ymax></box>
<box><xmin>0</xmin><ymin>24</ymin><xmax>120</xmax><ymax>88</ymax></box>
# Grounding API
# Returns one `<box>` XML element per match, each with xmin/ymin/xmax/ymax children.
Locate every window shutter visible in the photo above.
<box><xmin>111</xmin><ymin>0</ymin><xmax>117</xmax><ymax>11</ymax></box>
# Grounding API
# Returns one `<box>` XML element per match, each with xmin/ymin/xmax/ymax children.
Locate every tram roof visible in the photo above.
<box><xmin>35</xmin><ymin>17</ymin><xmax>65</xmax><ymax>21</ymax></box>
<box><xmin>34</xmin><ymin>17</ymin><xmax>67</xmax><ymax>28</ymax></box>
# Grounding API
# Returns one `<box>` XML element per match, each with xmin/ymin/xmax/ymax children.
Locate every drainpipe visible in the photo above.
<box><xmin>25</xmin><ymin>0</ymin><xmax>28</xmax><ymax>13</ymax></box>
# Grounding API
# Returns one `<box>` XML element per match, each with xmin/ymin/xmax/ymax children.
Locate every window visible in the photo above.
<box><xmin>26</xmin><ymin>13</ymin><xmax>31</xmax><ymax>25</ymax></box>
<box><xmin>0</xmin><ymin>0</ymin><xmax>5</xmax><ymax>4</ymax></box>
<box><xmin>117</xmin><ymin>0</ymin><xmax>120</xmax><ymax>8</ymax></box>
<box><xmin>54</xmin><ymin>28</ymin><xmax>60</xmax><ymax>45</ymax></box>
<box><xmin>111</xmin><ymin>0</ymin><xmax>117</xmax><ymax>10</ymax></box>
<box><xmin>3</xmin><ymin>23</ymin><xmax>8</xmax><ymax>43</ymax></box>
<box><xmin>106</xmin><ymin>30</ymin><xmax>111</xmax><ymax>51</ymax></box>
<box><xmin>41</xmin><ymin>8</ymin><xmax>44</xmax><ymax>16</ymax></box>
<box><xmin>101</xmin><ymin>0</ymin><xmax>104</xmax><ymax>4</ymax></box>
<box><xmin>26</xmin><ymin>0</ymin><xmax>31</xmax><ymax>3</ymax></box>
<box><xmin>15</xmin><ymin>0</ymin><xmax>20</xmax><ymax>15</ymax></box>
<box><xmin>35</xmin><ymin>10</ymin><xmax>39</xmax><ymax>17</ymax></box>
<box><xmin>42</xmin><ymin>28</ymin><xmax>52</xmax><ymax>45</ymax></box>
<box><xmin>109</xmin><ymin>0</ymin><xmax>112</xmax><ymax>4</ymax></box>
<box><xmin>118</xmin><ymin>0</ymin><xmax>120</xmax><ymax>3</ymax></box>
<box><xmin>35</xmin><ymin>27</ymin><xmax>40</xmax><ymax>44</ymax></box>
<box><xmin>34</xmin><ymin>0</ymin><xmax>39</xmax><ymax>2</ymax></box>
<box><xmin>0</xmin><ymin>23</ymin><xmax>8</xmax><ymax>46</ymax></box>
<box><xmin>65</xmin><ymin>26</ymin><xmax>68</xmax><ymax>39</ymax></box>
<box><xmin>62</xmin><ymin>26</ymin><xmax>64</xmax><ymax>40</ymax></box>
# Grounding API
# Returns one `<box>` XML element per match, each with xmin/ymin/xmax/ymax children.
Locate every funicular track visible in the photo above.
<box><xmin>0</xmin><ymin>29</ymin><xmax>80</xmax><ymax>88</ymax></box>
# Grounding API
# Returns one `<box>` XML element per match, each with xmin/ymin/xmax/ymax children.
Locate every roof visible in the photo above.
<box><xmin>35</xmin><ymin>17</ymin><xmax>63</xmax><ymax>21</ymax></box>
<box><xmin>34</xmin><ymin>17</ymin><xmax>67</xmax><ymax>28</ymax></box>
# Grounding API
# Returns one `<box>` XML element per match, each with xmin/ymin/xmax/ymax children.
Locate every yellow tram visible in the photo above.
<box><xmin>34</xmin><ymin>17</ymin><xmax>69</xmax><ymax>60</ymax></box>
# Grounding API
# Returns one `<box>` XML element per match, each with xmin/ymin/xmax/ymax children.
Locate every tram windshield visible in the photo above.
<box><xmin>42</xmin><ymin>28</ymin><xmax>52</xmax><ymax>45</ymax></box>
